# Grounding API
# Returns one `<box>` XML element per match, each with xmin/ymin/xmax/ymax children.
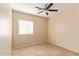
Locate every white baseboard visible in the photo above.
<box><xmin>48</xmin><ymin>41</ymin><xmax>79</xmax><ymax>54</ymax></box>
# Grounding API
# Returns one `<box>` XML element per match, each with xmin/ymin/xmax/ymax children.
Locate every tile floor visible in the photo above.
<box><xmin>12</xmin><ymin>43</ymin><xmax>79</xmax><ymax>56</ymax></box>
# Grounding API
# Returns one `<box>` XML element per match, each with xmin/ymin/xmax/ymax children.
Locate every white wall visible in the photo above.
<box><xmin>0</xmin><ymin>4</ymin><xmax>12</xmax><ymax>55</ymax></box>
<box><xmin>12</xmin><ymin>10</ymin><xmax>48</xmax><ymax>49</ymax></box>
<box><xmin>48</xmin><ymin>4</ymin><xmax>79</xmax><ymax>53</ymax></box>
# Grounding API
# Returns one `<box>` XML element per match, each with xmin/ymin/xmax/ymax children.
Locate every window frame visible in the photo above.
<box><xmin>18</xmin><ymin>20</ymin><xmax>33</xmax><ymax>35</ymax></box>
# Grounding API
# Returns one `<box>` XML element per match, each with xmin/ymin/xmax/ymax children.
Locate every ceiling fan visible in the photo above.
<box><xmin>35</xmin><ymin>3</ymin><xmax>58</xmax><ymax>15</ymax></box>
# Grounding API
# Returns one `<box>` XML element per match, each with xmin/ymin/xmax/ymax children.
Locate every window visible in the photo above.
<box><xmin>19</xmin><ymin>20</ymin><xmax>33</xmax><ymax>35</ymax></box>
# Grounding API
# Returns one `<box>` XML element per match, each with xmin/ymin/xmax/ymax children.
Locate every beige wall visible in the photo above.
<box><xmin>12</xmin><ymin>10</ymin><xmax>48</xmax><ymax>49</ymax></box>
<box><xmin>48</xmin><ymin>4</ymin><xmax>79</xmax><ymax>53</ymax></box>
<box><xmin>0</xmin><ymin>4</ymin><xmax>12</xmax><ymax>55</ymax></box>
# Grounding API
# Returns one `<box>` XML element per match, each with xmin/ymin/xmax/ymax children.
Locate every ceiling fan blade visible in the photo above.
<box><xmin>35</xmin><ymin>7</ymin><xmax>44</xmax><ymax>10</ymax></box>
<box><xmin>48</xmin><ymin>9</ymin><xmax>58</xmax><ymax>11</ymax></box>
<box><xmin>37</xmin><ymin>11</ymin><xmax>43</xmax><ymax>14</ymax></box>
<box><xmin>46</xmin><ymin>3</ymin><xmax>53</xmax><ymax>9</ymax></box>
<box><xmin>44</xmin><ymin>4</ymin><xmax>48</xmax><ymax>9</ymax></box>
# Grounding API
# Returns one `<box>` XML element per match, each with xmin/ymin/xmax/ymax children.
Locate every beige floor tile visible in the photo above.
<box><xmin>12</xmin><ymin>43</ymin><xmax>79</xmax><ymax>56</ymax></box>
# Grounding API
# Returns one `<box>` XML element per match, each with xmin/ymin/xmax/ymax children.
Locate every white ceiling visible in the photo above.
<box><xmin>11</xmin><ymin>3</ymin><xmax>76</xmax><ymax>18</ymax></box>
